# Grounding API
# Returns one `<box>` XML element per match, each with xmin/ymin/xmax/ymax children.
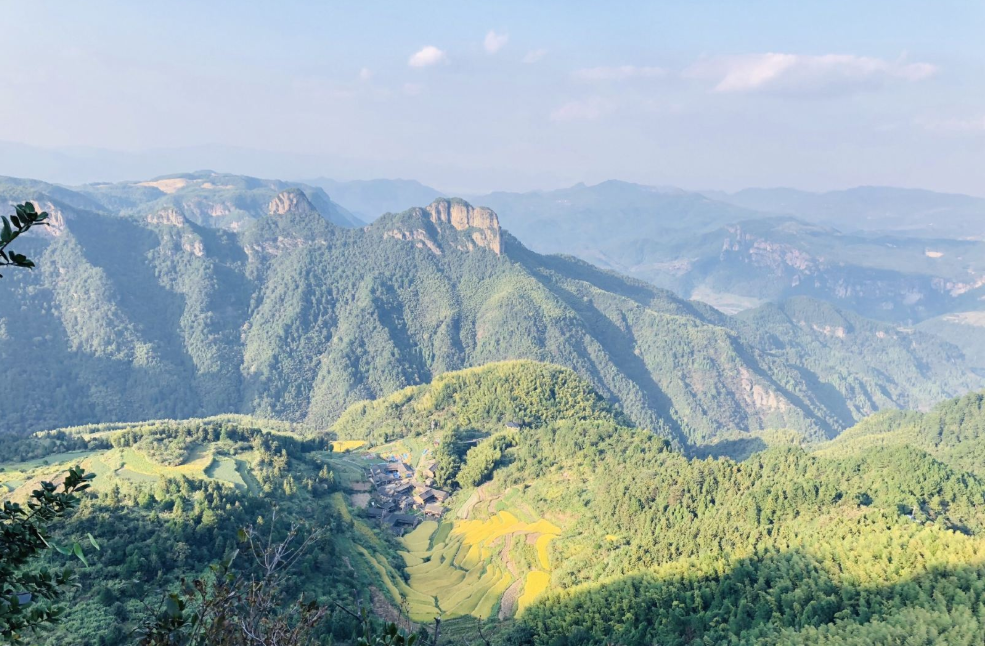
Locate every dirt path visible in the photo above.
<box><xmin>499</xmin><ymin>534</ymin><xmax>519</xmax><ymax>577</ymax></box>
<box><xmin>499</xmin><ymin>579</ymin><xmax>523</xmax><ymax>620</ymax></box>
<box><xmin>370</xmin><ymin>587</ymin><xmax>415</xmax><ymax>633</ymax></box>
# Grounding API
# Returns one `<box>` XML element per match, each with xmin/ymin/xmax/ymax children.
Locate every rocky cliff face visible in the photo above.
<box><xmin>381</xmin><ymin>198</ymin><xmax>504</xmax><ymax>255</ymax></box>
<box><xmin>426</xmin><ymin>198</ymin><xmax>502</xmax><ymax>254</ymax></box>
<box><xmin>268</xmin><ymin>189</ymin><xmax>319</xmax><ymax>216</ymax></box>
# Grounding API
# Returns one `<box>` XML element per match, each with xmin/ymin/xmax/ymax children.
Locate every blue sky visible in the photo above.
<box><xmin>0</xmin><ymin>1</ymin><xmax>982</xmax><ymax>193</ymax></box>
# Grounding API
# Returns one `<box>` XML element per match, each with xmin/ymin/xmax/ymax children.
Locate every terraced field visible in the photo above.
<box><xmin>1</xmin><ymin>441</ymin><xmax>266</xmax><ymax>501</ymax></box>
<box><xmin>0</xmin><ymin>450</ymin><xmax>99</xmax><ymax>495</ymax></box>
<box><xmin>396</xmin><ymin>510</ymin><xmax>561</xmax><ymax>621</ymax></box>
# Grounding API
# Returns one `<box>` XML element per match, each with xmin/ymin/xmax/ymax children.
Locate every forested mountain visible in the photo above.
<box><xmin>0</xmin><ymin>171</ymin><xmax>365</xmax><ymax>232</ymax></box>
<box><xmin>475</xmin><ymin>181</ymin><xmax>985</xmax><ymax>322</ymax></box>
<box><xmin>9</xmin><ymin>364</ymin><xmax>985</xmax><ymax>645</ymax></box>
<box><xmin>1</xmin><ymin>189</ymin><xmax>978</xmax><ymax>447</ymax></box>
<box><xmin>918</xmin><ymin>311</ymin><xmax>985</xmax><ymax>374</ymax></box>
<box><xmin>817</xmin><ymin>389</ymin><xmax>985</xmax><ymax>477</ymax></box>
<box><xmin>642</xmin><ymin>218</ymin><xmax>985</xmax><ymax>320</ymax></box>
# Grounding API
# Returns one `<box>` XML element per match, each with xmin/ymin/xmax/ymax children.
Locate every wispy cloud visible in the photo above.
<box><xmin>523</xmin><ymin>49</ymin><xmax>547</xmax><ymax>64</ymax></box>
<box><xmin>403</xmin><ymin>83</ymin><xmax>424</xmax><ymax>96</ymax></box>
<box><xmin>484</xmin><ymin>30</ymin><xmax>509</xmax><ymax>54</ymax></box>
<box><xmin>684</xmin><ymin>53</ymin><xmax>937</xmax><ymax>93</ymax></box>
<box><xmin>408</xmin><ymin>46</ymin><xmax>448</xmax><ymax>68</ymax></box>
<box><xmin>573</xmin><ymin>65</ymin><xmax>667</xmax><ymax>81</ymax></box>
<box><xmin>359</xmin><ymin>67</ymin><xmax>372</xmax><ymax>82</ymax></box>
<box><xmin>550</xmin><ymin>97</ymin><xmax>616</xmax><ymax>122</ymax></box>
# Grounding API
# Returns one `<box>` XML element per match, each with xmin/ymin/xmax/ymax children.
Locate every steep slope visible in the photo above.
<box><xmin>0</xmin><ymin>416</ymin><xmax>373</xmax><ymax>645</ymax></box>
<box><xmin>6</xmin><ymin>364</ymin><xmax>985</xmax><ymax>645</ymax></box>
<box><xmin>0</xmin><ymin>195</ymin><xmax>978</xmax><ymax>446</ymax></box>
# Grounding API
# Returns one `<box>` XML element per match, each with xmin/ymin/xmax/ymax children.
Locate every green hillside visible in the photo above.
<box><xmin>817</xmin><ymin>389</ymin><xmax>985</xmax><ymax>476</ymax></box>
<box><xmin>328</xmin><ymin>363</ymin><xmax>985</xmax><ymax>645</ymax></box>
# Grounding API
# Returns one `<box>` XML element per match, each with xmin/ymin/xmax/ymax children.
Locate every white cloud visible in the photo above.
<box><xmin>550</xmin><ymin>97</ymin><xmax>616</xmax><ymax>122</ymax></box>
<box><xmin>684</xmin><ymin>53</ymin><xmax>937</xmax><ymax>93</ymax></box>
<box><xmin>484</xmin><ymin>30</ymin><xmax>509</xmax><ymax>54</ymax></box>
<box><xmin>403</xmin><ymin>83</ymin><xmax>424</xmax><ymax>96</ymax></box>
<box><xmin>359</xmin><ymin>67</ymin><xmax>372</xmax><ymax>81</ymax></box>
<box><xmin>523</xmin><ymin>49</ymin><xmax>547</xmax><ymax>64</ymax></box>
<box><xmin>573</xmin><ymin>65</ymin><xmax>667</xmax><ymax>81</ymax></box>
<box><xmin>408</xmin><ymin>46</ymin><xmax>448</xmax><ymax>68</ymax></box>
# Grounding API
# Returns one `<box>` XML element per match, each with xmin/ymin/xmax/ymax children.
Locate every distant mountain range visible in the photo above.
<box><xmin>467</xmin><ymin>182</ymin><xmax>985</xmax><ymax>358</ymax></box>
<box><xmin>706</xmin><ymin>186</ymin><xmax>985</xmax><ymax>239</ymax></box>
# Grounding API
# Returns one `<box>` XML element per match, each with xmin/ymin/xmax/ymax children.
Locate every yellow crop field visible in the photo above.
<box><xmin>517</xmin><ymin>571</ymin><xmax>551</xmax><ymax>613</ymax></box>
<box><xmin>535</xmin><ymin>534</ymin><xmax>555</xmax><ymax>570</ymax></box>
<box><xmin>387</xmin><ymin>508</ymin><xmax>563</xmax><ymax>621</ymax></box>
<box><xmin>401</xmin><ymin>521</ymin><xmax>438</xmax><ymax>552</ymax></box>
<box><xmin>331</xmin><ymin>440</ymin><xmax>367</xmax><ymax>453</ymax></box>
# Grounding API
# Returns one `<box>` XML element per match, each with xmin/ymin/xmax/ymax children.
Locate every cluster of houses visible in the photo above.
<box><xmin>362</xmin><ymin>456</ymin><xmax>451</xmax><ymax>534</ymax></box>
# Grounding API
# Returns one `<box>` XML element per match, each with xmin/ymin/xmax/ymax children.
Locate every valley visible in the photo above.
<box><xmin>5</xmin><ymin>363</ymin><xmax>985</xmax><ymax>645</ymax></box>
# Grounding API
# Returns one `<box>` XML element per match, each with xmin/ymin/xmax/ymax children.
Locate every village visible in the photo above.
<box><xmin>361</xmin><ymin>452</ymin><xmax>451</xmax><ymax>534</ymax></box>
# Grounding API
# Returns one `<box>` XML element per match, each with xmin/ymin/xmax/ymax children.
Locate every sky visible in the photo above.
<box><xmin>0</xmin><ymin>1</ymin><xmax>983</xmax><ymax>194</ymax></box>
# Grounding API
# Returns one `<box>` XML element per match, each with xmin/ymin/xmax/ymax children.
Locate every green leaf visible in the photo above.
<box><xmin>73</xmin><ymin>542</ymin><xmax>88</xmax><ymax>567</ymax></box>
<box><xmin>165</xmin><ymin>595</ymin><xmax>180</xmax><ymax>617</ymax></box>
<box><xmin>87</xmin><ymin>533</ymin><xmax>100</xmax><ymax>550</ymax></box>
<box><xmin>1</xmin><ymin>217</ymin><xmax>11</xmax><ymax>244</ymax></box>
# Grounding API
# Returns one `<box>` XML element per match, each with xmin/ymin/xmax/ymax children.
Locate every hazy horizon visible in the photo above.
<box><xmin>1</xmin><ymin>1</ymin><xmax>982</xmax><ymax>195</ymax></box>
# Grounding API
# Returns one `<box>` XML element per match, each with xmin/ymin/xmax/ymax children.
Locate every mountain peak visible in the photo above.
<box><xmin>424</xmin><ymin>198</ymin><xmax>502</xmax><ymax>254</ymax></box>
<box><xmin>268</xmin><ymin>188</ymin><xmax>318</xmax><ymax>216</ymax></box>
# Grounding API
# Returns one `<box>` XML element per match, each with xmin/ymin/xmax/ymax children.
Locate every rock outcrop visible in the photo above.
<box><xmin>425</xmin><ymin>198</ymin><xmax>502</xmax><ymax>254</ymax></box>
<box><xmin>381</xmin><ymin>198</ymin><xmax>504</xmax><ymax>256</ymax></box>
<box><xmin>268</xmin><ymin>189</ymin><xmax>319</xmax><ymax>217</ymax></box>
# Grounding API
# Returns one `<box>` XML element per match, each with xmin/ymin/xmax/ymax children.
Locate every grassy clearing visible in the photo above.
<box><xmin>107</xmin><ymin>447</ymin><xmax>214</xmax><ymax>479</ymax></box>
<box><xmin>235</xmin><ymin>459</ymin><xmax>261</xmax><ymax>494</ymax></box>
<box><xmin>331</xmin><ymin>440</ymin><xmax>367</xmax><ymax>453</ymax></box>
<box><xmin>205</xmin><ymin>456</ymin><xmax>248</xmax><ymax>489</ymax></box>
